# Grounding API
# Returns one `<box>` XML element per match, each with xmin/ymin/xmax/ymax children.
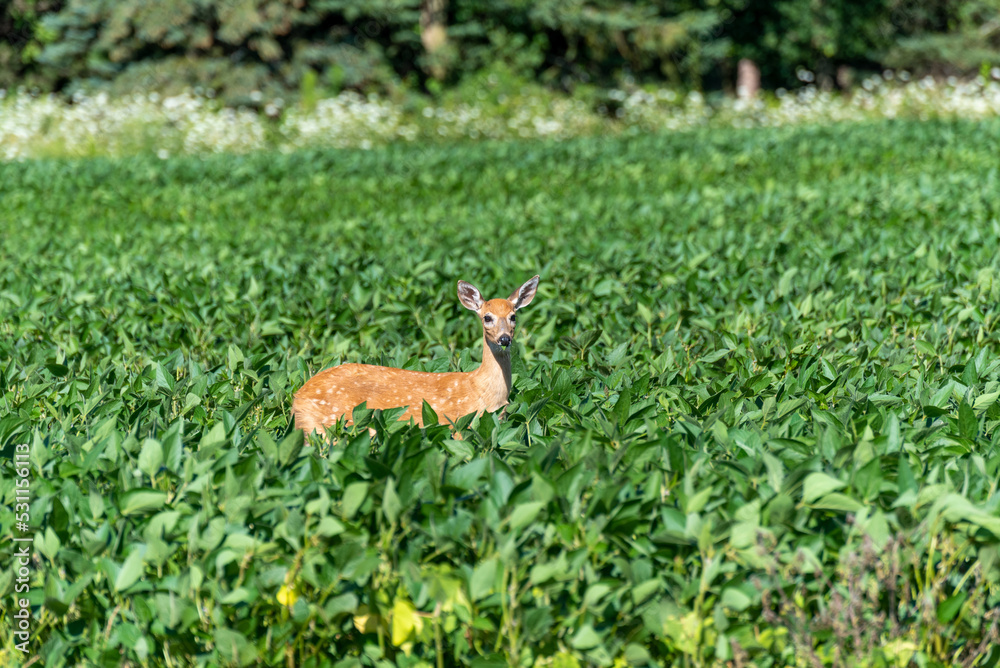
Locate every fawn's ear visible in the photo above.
<box><xmin>509</xmin><ymin>275</ymin><xmax>539</xmax><ymax>310</ymax></box>
<box><xmin>457</xmin><ymin>280</ymin><xmax>484</xmax><ymax>311</ymax></box>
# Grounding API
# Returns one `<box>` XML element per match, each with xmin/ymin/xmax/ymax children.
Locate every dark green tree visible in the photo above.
<box><xmin>4</xmin><ymin>0</ymin><xmax>997</xmax><ymax>101</ymax></box>
<box><xmin>0</xmin><ymin>0</ymin><xmax>63</xmax><ymax>90</ymax></box>
<box><xmin>725</xmin><ymin>0</ymin><xmax>895</xmax><ymax>88</ymax></box>
<box><xmin>882</xmin><ymin>0</ymin><xmax>1000</xmax><ymax>74</ymax></box>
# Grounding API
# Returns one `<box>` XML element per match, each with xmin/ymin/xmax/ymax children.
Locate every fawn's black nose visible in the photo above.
<box><xmin>498</xmin><ymin>335</ymin><xmax>511</xmax><ymax>348</ymax></box>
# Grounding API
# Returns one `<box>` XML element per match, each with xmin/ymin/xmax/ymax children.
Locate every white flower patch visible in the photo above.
<box><xmin>0</xmin><ymin>77</ymin><xmax>999</xmax><ymax>161</ymax></box>
<box><xmin>281</xmin><ymin>93</ymin><xmax>404</xmax><ymax>149</ymax></box>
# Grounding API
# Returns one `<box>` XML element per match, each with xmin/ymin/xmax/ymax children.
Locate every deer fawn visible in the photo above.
<box><xmin>292</xmin><ymin>276</ymin><xmax>539</xmax><ymax>435</ymax></box>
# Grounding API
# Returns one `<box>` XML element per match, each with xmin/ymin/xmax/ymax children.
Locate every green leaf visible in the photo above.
<box><xmin>198</xmin><ymin>421</ymin><xmax>228</xmax><ymax>456</ymax></box>
<box><xmin>154</xmin><ymin>363</ymin><xmax>174</xmax><ymax>392</ymax></box>
<box><xmin>214</xmin><ymin>627</ymin><xmax>258</xmax><ymax>666</ymax></box>
<box><xmin>958</xmin><ymin>401</ymin><xmax>977</xmax><ymax>439</ymax></box>
<box><xmin>115</xmin><ymin>548</ymin><xmax>146</xmax><ymax>591</ymax></box>
<box><xmin>897</xmin><ymin>456</ymin><xmax>917</xmax><ymax>495</ymax></box>
<box><xmin>448</xmin><ymin>458</ymin><xmax>489</xmax><ymax>491</ymax></box>
<box><xmin>314</xmin><ymin>516</ymin><xmax>346</xmax><ymax>537</ymax></box>
<box><xmin>137</xmin><ymin>438</ymin><xmax>163</xmax><ymax>479</ymax></box>
<box><xmin>721</xmin><ymin>587</ymin><xmax>752</xmax><ymax>611</ymax></box>
<box><xmin>324</xmin><ymin>593</ymin><xmax>358</xmax><ymax>618</ymax></box>
<box><xmin>182</xmin><ymin>392</ymin><xmax>201</xmax><ymax>413</ymax></box>
<box><xmin>932</xmin><ymin>493</ymin><xmax>1000</xmax><ymax>535</ymax></box>
<box><xmin>46</xmin><ymin>363</ymin><xmax>70</xmax><ymax>377</ymax></box>
<box><xmin>762</xmin><ymin>452</ymin><xmax>785</xmax><ymax>491</ymax></box>
<box><xmin>685</xmin><ymin>486</ymin><xmax>713</xmax><ymax>514</ymax></box>
<box><xmin>38</xmin><ymin>526</ymin><xmax>61</xmax><ymax>560</ymax></box>
<box><xmin>606</xmin><ymin>341</ymin><xmax>629</xmax><ymax>367</ymax></box>
<box><xmin>0</xmin><ymin>415</ymin><xmax>28</xmax><ymax>449</ymax></box>
<box><xmin>973</xmin><ymin>391</ymin><xmax>999</xmax><ymax>411</ymax></box>
<box><xmin>922</xmin><ymin>404</ymin><xmax>949</xmax><ymax>418</ymax></box>
<box><xmin>594</xmin><ymin>279</ymin><xmax>618</xmax><ymax>296</ymax></box>
<box><xmin>383</xmin><ymin>478</ymin><xmax>402</xmax><ymax>524</ymax></box>
<box><xmin>342</xmin><ymin>482</ymin><xmax>369</xmax><ymax>520</ymax></box>
<box><xmin>278</xmin><ymin>429</ymin><xmax>304</xmax><ymax>466</ymax></box>
<box><xmin>119</xmin><ymin>490</ymin><xmax>167</xmax><ymax>516</ymax></box>
<box><xmin>962</xmin><ymin>359</ymin><xmax>979</xmax><ymax>385</ymax></box>
<box><xmin>391</xmin><ymin>598</ymin><xmax>420</xmax><ymax>645</ymax></box>
<box><xmin>584</xmin><ymin>583</ymin><xmax>613</xmax><ymax>606</ymax></box>
<box><xmin>614</xmin><ymin>385</ymin><xmax>632</xmax><ymax>427</ymax></box>
<box><xmin>508</xmin><ymin>501</ymin><xmax>544</xmax><ymax>531</ymax></box>
<box><xmin>227</xmin><ymin>345</ymin><xmax>244</xmax><ymax>371</ymax></box>
<box><xmin>631</xmin><ymin>578</ymin><xmax>661</xmax><ymax>605</ymax></box>
<box><xmin>884</xmin><ymin>413</ymin><xmax>901</xmax><ymax>452</ymax></box>
<box><xmin>422</xmin><ymin>400</ymin><xmax>439</xmax><ymax>427</ymax></box>
<box><xmin>936</xmin><ymin>591</ymin><xmax>967</xmax><ymax>624</ymax></box>
<box><xmin>801</xmin><ymin>472</ymin><xmax>846</xmax><ymax>504</ymax></box>
<box><xmin>470</xmin><ymin>558</ymin><xmax>498</xmax><ymax>601</ymax></box>
<box><xmin>569</xmin><ymin>623</ymin><xmax>602</xmax><ymax>650</ymax></box>
<box><xmin>88</xmin><ymin>488</ymin><xmax>105</xmax><ymax>520</ymax></box>
<box><xmin>442</xmin><ymin>438</ymin><xmax>474</xmax><ymax>459</ymax></box>
<box><xmin>809</xmin><ymin>492</ymin><xmax>864</xmax><ymax>512</ymax></box>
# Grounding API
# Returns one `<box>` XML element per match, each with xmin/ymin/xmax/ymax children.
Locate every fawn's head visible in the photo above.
<box><xmin>457</xmin><ymin>275</ymin><xmax>539</xmax><ymax>353</ymax></box>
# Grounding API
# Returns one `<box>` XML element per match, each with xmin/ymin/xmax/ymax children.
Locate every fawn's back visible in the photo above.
<box><xmin>293</xmin><ymin>364</ymin><xmax>476</xmax><ymax>432</ymax></box>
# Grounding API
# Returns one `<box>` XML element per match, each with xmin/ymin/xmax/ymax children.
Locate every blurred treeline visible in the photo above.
<box><xmin>1</xmin><ymin>0</ymin><xmax>998</xmax><ymax>104</ymax></box>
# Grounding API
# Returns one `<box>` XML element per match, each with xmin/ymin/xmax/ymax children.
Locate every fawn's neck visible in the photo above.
<box><xmin>469</xmin><ymin>336</ymin><xmax>512</xmax><ymax>411</ymax></box>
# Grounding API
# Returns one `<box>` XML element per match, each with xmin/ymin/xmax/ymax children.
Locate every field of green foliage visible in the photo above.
<box><xmin>2</xmin><ymin>119</ymin><xmax>1000</xmax><ymax>667</ymax></box>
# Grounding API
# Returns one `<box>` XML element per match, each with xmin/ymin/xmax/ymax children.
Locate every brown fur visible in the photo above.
<box><xmin>292</xmin><ymin>276</ymin><xmax>539</xmax><ymax>435</ymax></box>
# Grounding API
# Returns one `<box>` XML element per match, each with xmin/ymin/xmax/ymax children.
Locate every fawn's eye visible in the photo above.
<box><xmin>483</xmin><ymin>315</ymin><xmax>494</xmax><ymax>324</ymax></box>
<box><xmin>510</xmin><ymin>315</ymin><xmax>516</xmax><ymax>324</ymax></box>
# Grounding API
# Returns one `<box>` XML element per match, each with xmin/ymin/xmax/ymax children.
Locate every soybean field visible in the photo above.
<box><xmin>1</xmin><ymin>120</ymin><xmax>1000</xmax><ymax>666</ymax></box>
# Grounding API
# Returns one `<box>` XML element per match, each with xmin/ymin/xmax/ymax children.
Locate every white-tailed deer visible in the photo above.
<box><xmin>292</xmin><ymin>276</ymin><xmax>539</xmax><ymax>435</ymax></box>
